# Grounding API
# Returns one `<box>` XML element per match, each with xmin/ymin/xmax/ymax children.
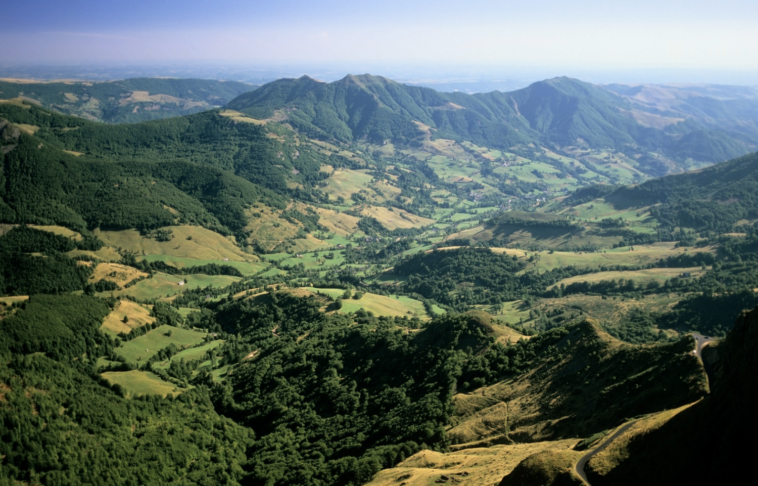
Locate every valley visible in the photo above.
<box><xmin>1</xmin><ymin>72</ymin><xmax>758</xmax><ymax>485</ymax></box>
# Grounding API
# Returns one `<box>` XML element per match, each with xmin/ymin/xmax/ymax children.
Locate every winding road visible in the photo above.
<box><xmin>691</xmin><ymin>332</ymin><xmax>714</xmax><ymax>359</ymax></box>
<box><xmin>574</xmin><ymin>421</ymin><xmax>637</xmax><ymax>485</ymax></box>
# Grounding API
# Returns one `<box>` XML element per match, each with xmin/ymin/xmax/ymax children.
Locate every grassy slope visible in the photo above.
<box><xmin>101</xmin><ymin>370</ymin><xmax>181</xmax><ymax>398</ymax></box>
<box><xmin>304</xmin><ymin>287</ymin><xmax>433</xmax><ymax>319</ymax></box>
<box><xmin>0</xmin><ymin>78</ymin><xmax>256</xmax><ymax>123</ymax></box>
<box><xmin>109</xmin><ymin>273</ymin><xmax>240</xmax><ymax>301</ymax></box>
<box><xmin>548</xmin><ymin>267</ymin><xmax>707</xmax><ymax>289</ymax></box>
<box><xmin>96</xmin><ymin>225</ymin><xmax>257</xmax><ymax>262</ymax></box>
<box><xmin>488</xmin><ymin>243</ymin><xmax>712</xmax><ymax>271</ymax></box>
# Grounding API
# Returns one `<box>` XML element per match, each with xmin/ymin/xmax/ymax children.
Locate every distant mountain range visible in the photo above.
<box><xmin>0</xmin><ymin>78</ymin><xmax>257</xmax><ymax>123</ymax></box>
<box><xmin>228</xmin><ymin>74</ymin><xmax>758</xmax><ymax>172</ymax></box>
<box><xmin>3</xmin><ymin>73</ymin><xmax>758</xmax><ymax>177</ymax></box>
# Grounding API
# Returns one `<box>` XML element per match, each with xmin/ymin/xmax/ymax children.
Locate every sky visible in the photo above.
<box><xmin>2</xmin><ymin>0</ymin><xmax>758</xmax><ymax>84</ymax></box>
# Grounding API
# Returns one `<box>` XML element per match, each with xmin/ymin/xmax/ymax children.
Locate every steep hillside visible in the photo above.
<box><xmin>0</xmin><ymin>77</ymin><xmax>257</xmax><ymax>123</ymax></box>
<box><xmin>447</xmin><ymin>321</ymin><xmax>705</xmax><ymax>446</ymax></box>
<box><xmin>577</xmin><ymin>305</ymin><xmax>758</xmax><ymax>486</ymax></box>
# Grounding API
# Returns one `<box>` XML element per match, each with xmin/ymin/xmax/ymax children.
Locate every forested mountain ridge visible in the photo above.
<box><xmin>0</xmin><ymin>77</ymin><xmax>257</xmax><ymax>123</ymax></box>
<box><xmin>0</xmin><ymin>99</ymin><xmax>335</xmax><ymax>196</ymax></box>
<box><xmin>227</xmin><ymin>74</ymin><xmax>758</xmax><ymax>170</ymax></box>
<box><xmin>227</xmin><ymin>74</ymin><xmax>536</xmax><ymax>148</ymax></box>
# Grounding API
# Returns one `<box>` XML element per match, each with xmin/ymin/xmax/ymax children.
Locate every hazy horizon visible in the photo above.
<box><xmin>2</xmin><ymin>0</ymin><xmax>758</xmax><ymax>89</ymax></box>
<box><xmin>2</xmin><ymin>62</ymin><xmax>758</xmax><ymax>93</ymax></box>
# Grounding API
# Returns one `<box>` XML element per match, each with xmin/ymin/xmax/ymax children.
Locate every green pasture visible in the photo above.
<box><xmin>153</xmin><ymin>340</ymin><xmax>225</xmax><ymax>370</ymax></box>
<box><xmin>113</xmin><ymin>272</ymin><xmax>241</xmax><ymax>300</ymax></box>
<box><xmin>101</xmin><ymin>370</ymin><xmax>181</xmax><ymax>397</ymax></box>
<box><xmin>304</xmin><ymin>287</ymin><xmax>439</xmax><ymax>319</ymax></box>
<box><xmin>115</xmin><ymin>325</ymin><xmax>207</xmax><ymax>364</ymax></box>
<box><xmin>140</xmin><ymin>254</ymin><xmax>266</xmax><ymax>275</ymax></box>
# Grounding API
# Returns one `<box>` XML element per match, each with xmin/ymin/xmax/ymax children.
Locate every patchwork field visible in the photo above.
<box><xmin>140</xmin><ymin>254</ymin><xmax>266</xmax><ymax>275</ymax></box>
<box><xmin>245</xmin><ymin>206</ymin><xmax>303</xmax><ymax>251</ymax></box>
<box><xmin>492</xmin><ymin>300</ymin><xmax>533</xmax><ymax>328</ymax></box>
<box><xmin>485</xmin><ymin>243</ymin><xmax>714</xmax><ymax>272</ymax></box>
<box><xmin>322</xmin><ymin>169</ymin><xmax>375</xmax><ymax>201</ymax></box>
<box><xmin>30</xmin><ymin>225</ymin><xmax>83</xmax><ymax>241</ymax></box>
<box><xmin>66</xmin><ymin>246</ymin><xmax>123</xmax><ymax>261</ymax></box>
<box><xmin>315</xmin><ymin>208</ymin><xmax>361</xmax><ymax>236</ymax></box>
<box><xmin>536</xmin><ymin>294</ymin><xmax>685</xmax><ymax>328</ymax></box>
<box><xmin>218</xmin><ymin>109</ymin><xmax>267</xmax><ymax>125</ymax></box>
<box><xmin>101</xmin><ymin>370</ymin><xmax>181</xmax><ymax>398</ymax></box>
<box><xmin>360</xmin><ymin>206</ymin><xmax>435</xmax><ymax>231</ymax></box>
<box><xmin>114</xmin><ymin>325</ymin><xmax>207</xmax><ymax>364</ymax></box>
<box><xmin>0</xmin><ymin>295</ymin><xmax>29</xmax><ymax>306</ymax></box>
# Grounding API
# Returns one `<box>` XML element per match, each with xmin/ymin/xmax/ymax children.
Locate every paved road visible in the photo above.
<box><xmin>574</xmin><ymin>421</ymin><xmax>637</xmax><ymax>485</ymax></box>
<box><xmin>691</xmin><ymin>333</ymin><xmax>715</xmax><ymax>359</ymax></box>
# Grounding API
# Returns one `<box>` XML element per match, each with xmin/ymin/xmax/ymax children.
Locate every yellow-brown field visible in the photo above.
<box><xmin>548</xmin><ymin>266</ymin><xmax>707</xmax><ymax>289</ymax></box>
<box><xmin>90</xmin><ymin>263</ymin><xmax>148</xmax><ymax>285</ymax></box>
<box><xmin>360</xmin><ymin>206</ymin><xmax>435</xmax><ymax>231</ymax></box>
<box><xmin>100</xmin><ymin>300</ymin><xmax>155</xmax><ymax>336</ymax></box>
<box><xmin>315</xmin><ymin>208</ymin><xmax>361</xmax><ymax>236</ymax></box>
<box><xmin>95</xmin><ymin>225</ymin><xmax>257</xmax><ymax>262</ymax></box>
<box><xmin>366</xmin><ymin>439</ymin><xmax>580</xmax><ymax>486</ymax></box>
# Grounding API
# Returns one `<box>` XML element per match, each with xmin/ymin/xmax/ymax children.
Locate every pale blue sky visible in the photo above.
<box><xmin>2</xmin><ymin>0</ymin><xmax>757</xmax><ymax>71</ymax></box>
